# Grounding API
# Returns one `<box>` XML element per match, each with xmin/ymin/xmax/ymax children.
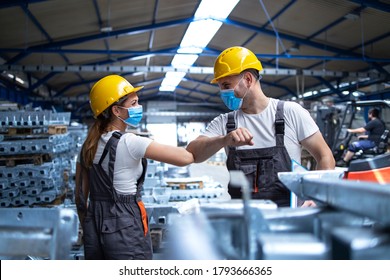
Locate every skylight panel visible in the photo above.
<box><xmin>159</xmin><ymin>0</ymin><xmax>240</xmax><ymax>92</ymax></box>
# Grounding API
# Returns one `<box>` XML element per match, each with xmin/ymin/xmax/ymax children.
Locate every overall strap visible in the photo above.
<box><xmin>275</xmin><ymin>101</ymin><xmax>285</xmax><ymax>146</ymax></box>
<box><xmin>97</xmin><ymin>131</ymin><xmax>123</xmax><ymax>201</ymax></box>
<box><xmin>90</xmin><ymin>132</ymin><xmax>122</xmax><ymax>201</ymax></box>
<box><xmin>98</xmin><ymin>131</ymin><xmax>123</xmax><ymax>166</ymax></box>
<box><xmin>107</xmin><ymin>131</ymin><xmax>123</xmax><ymax>187</ymax></box>
<box><xmin>135</xmin><ymin>158</ymin><xmax>148</xmax><ymax>199</ymax></box>
<box><xmin>226</xmin><ymin>111</ymin><xmax>236</xmax><ymax>151</ymax></box>
<box><xmin>226</xmin><ymin>111</ymin><xmax>236</xmax><ymax>134</ymax></box>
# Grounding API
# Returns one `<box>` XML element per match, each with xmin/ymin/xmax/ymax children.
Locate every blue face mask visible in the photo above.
<box><xmin>219</xmin><ymin>78</ymin><xmax>244</xmax><ymax>110</ymax></box>
<box><xmin>219</xmin><ymin>89</ymin><xmax>243</xmax><ymax>110</ymax></box>
<box><xmin>118</xmin><ymin>105</ymin><xmax>143</xmax><ymax>127</ymax></box>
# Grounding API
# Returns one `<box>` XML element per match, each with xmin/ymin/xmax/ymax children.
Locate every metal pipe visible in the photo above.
<box><xmin>229</xmin><ymin>170</ymin><xmax>253</xmax><ymax>259</ymax></box>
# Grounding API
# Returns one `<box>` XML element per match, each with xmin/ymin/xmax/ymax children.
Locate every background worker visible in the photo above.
<box><xmin>75</xmin><ymin>75</ymin><xmax>194</xmax><ymax>260</ymax></box>
<box><xmin>186</xmin><ymin>46</ymin><xmax>335</xmax><ymax>207</ymax></box>
<box><xmin>338</xmin><ymin>107</ymin><xmax>386</xmax><ymax>166</ymax></box>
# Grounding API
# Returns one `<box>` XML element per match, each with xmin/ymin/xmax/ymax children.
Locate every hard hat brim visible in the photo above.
<box><xmin>132</xmin><ymin>86</ymin><xmax>144</xmax><ymax>94</ymax></box>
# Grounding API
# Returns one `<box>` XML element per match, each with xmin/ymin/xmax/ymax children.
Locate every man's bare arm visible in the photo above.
<box><xmin>301</xmin><ymin>131</ymin><xmax>335</xmax><ymax>170</ymax></box>
<box><xmin>186</xmin><ymin>127</ymin><xmax>254</xmax><ymax>163</ymax></box>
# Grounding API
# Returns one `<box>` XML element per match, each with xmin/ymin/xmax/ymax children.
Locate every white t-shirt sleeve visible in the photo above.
<box><xmin>202</xmin><ymin>113</ymin><xmax>227</xmax><ymax>137</ymax></box>
<box><xmin>121</xmin><ymin>133</ymin><xmax>153</xmax><ymax>159</ymax></box>
<box><xmin>284</xmin><ymin>101</ymin><xmax>319</xmax><ymax>142</ymax></box>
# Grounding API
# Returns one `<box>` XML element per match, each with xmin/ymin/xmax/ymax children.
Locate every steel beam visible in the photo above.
<box><xmin>278</xmin><ymin>170</ymin><xmax>390</xmax><ymax>226</ymax></box>
<box><xmin>1</xmin><ymin>64</ymin><xmax>386</xmax><ymax>79</ymax></box>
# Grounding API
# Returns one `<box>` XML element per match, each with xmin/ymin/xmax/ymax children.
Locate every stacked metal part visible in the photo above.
<box><xmin>142</xmin><ymin>160</ymin><xmax>226</xmax><ymax>204</ymax></box>
<box><xmin>166</xmin><ymin>170</ymin><xmax>390</xmax><ymax>260</ymax></box>
<box><xmin>142</xmin><ymin>160</ymin><xmax>165</xmax><ymax>204</ymax></box>
<box><xmin>0</xmin><ymin>110</ymin><xmax>75</xmax><ymax>207</ymax></box>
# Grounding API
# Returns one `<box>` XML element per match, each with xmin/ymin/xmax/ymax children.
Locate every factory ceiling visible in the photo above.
<box><xmin>0</xmin><ymin>0</ymin><xmax>389</xmax><ymax>120</ymax></box>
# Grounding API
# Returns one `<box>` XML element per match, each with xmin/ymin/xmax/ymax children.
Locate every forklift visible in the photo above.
<box><xmin>332</xmin><ymin>100</ymin><xmax>389</xmax><ymax>162</ymax></box>
<box><xmin>331</xmin><ymin>100</ymin><xmax>390</xmax><ymax>184</ymax></box>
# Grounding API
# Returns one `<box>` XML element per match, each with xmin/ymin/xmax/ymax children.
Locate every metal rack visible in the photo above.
<box><xmin>0</xmin><ymin>207</ymin><xmax>78</xmax><ymax>260</ymax></box>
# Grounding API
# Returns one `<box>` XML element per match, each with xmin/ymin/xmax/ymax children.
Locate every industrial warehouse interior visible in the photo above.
<box><xmin>0</xmin><ymin>0</ymin><xmax>390</xmax><ymax>264</ymax></box>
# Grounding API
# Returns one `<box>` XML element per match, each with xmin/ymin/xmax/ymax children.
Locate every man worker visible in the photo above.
<box><xmin>186</xmin><ymin>46</ymin><xmax>335</xmax><ymax>207</ymax></box>
<box><xmin>338</xmin><ymin>107</ymin><xmax>386</xmax><ymax>166</ymax></box>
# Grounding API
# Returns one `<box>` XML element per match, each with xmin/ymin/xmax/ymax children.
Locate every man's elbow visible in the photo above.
<box><xmin>185</xmin><ymin>143</ymin><xmax>202</xmax><ymax>163</ymax></box>
<box><xmin>317</xmin><ymin>154</ymin><xmax>336</xmax><ymax>170</ymax></box>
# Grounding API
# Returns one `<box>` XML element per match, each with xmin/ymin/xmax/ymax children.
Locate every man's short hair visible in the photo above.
<box><xmin>369</xmin><ymin>108</ymin><xmax>380</xmax><ymax>118</ymax></box>
<box><xmin>242</xmin><ymin>68</ymin><xmax>261</xmax><ymax>80</ymax></box>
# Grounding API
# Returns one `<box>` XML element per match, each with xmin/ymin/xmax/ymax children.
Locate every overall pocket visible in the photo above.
<box><xmin>101</xmin><ymin>217</ymin><xmax>134</xmax><ymax>233</ymax></box>
<box><xmin>257</xmin><ymin>157</ymin><xmax>275</xmax><ymax>191</ymax></box>
<box><xmin>239</xmin><ymin>162</ymin><xmax>257</xmax><ymax>192</ymax></box>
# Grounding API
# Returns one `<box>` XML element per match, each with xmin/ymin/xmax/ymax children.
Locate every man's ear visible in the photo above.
<box><xmin>244</xmin><ymin>72</ymin><xmax>253</xmax><ymax>86</ymax></box>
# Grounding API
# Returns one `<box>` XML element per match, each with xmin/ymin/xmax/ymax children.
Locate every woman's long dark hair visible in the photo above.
<box><xmin>81</xmin><ymin>110</ymin><xmax>113</xmax><ymax>168</ymax></box>
<box><xmin>81</xmin><ymin>95</ymin><xmax>128</xmax><ymax>168</ymax></box>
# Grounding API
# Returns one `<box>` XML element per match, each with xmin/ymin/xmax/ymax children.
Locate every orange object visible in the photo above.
<box><xmin>137</xmin><ymin>200</ymin><xmax>149</xmax><ymax>236</ymax></box>
<box><xmin>345</xmin><ymin>153</ymin><xmax>390</xmax><ymax>184</ymax></box>
<box><xmin>346</xmin><ymin>166</ymin><xmax>390</xmax><ymax>184</ymax></box>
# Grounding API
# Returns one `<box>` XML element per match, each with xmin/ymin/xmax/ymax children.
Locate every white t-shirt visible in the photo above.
<box><xmin>93</xmin><ymin>131</ymin><xmax>153</xmax><ymax>195</ymax></box>
<box><xmin>201</xmin><ymin>98</ymin><xmax>319</xmax><ymax>163</ymax></box>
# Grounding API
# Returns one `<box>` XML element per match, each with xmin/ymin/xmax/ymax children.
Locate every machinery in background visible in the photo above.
<box><xmin>332</xmin><ymin>100</ymin><xmax>390</xmax><ymax>163</ymax></box>
<box><xmin>315</xmin><ymin>98</ymin><xmax>342</xmax><ymax>151</ymax></box>
<box><xmin>344</xmin><ymin>152</ymin><xmax>390</xmax><ymax>184</ymax></box>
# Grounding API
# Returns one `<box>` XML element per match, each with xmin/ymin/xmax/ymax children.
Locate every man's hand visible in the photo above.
<box><xmin>225</xmin><ymin>127</ymin><xmax>254</xmax><ymax>147</ymax></box>
<box><xmin>301</xmin><ymin>200</ymin><xmax>317</xmax><ymax>207</ymax></box>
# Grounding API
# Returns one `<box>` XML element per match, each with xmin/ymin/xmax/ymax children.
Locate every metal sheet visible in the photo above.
<box><xmin>301</xmin><ymin>177</ymin><xmax>390</xmax><ymax>225</ymax></box>
<box><xmin>278</xmin><ymin>169</ymin><xmax>345</xmax><ymax>199</ymax></box>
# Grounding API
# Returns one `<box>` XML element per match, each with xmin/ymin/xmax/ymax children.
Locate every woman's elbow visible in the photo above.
<box><xmin>177</xmin><ymin>153</ymin><xmax>194</xmax><ymax>166</ymax></box>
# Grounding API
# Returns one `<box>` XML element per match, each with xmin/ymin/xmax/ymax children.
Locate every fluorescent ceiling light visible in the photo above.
<box><xmin>352</xmin><ymin>91</ymin><xmax>363</xmax><ymax>97</ymax></box>
<box><xmin>7</xmin><ymin>73</ymin><xmax>25</xmax><ymax>84</ymax></box>
<box><xmin>171</xmin><ymin>54</ymin><xmax>199</xmax><ymax>67</ymax></box>
<box><xmin>159</xmin><ymin>0</ymin><xmax>239</xmax><ymax>92</ymax></box>
<box><xmin>179</xmin><ymin>20</ymin><xmax>222</xmax><ymax>52</ymax></box>
<box><xmin>131</xmin><ymin>71</ymin><xmax>144</xmax><ymax>76</ymax></box>
<box><xmin>128</xmin><ymin>54</ymin><xmax>153</xmax><ymax>61</ymax></box>
<box><xmin>195</xmin><ymin>0</ymin><xmax>240</xmax><ymax>19</ymax></box>
<box><xmin>160</xmin><ymin>72</ymin><xmax>186</xmax><ymax>92</ymax></box>
<box><xmin>100</xmin><ymin>26</ymin><xmax>113</xmax><ymax>33</ymax></box>
<box><xmin>16</xmin><ymin>77</ymin><xmax>24</xmax><ymax>84</ymax></box>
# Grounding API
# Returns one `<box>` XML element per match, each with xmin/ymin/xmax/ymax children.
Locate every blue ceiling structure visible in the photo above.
<box><xmin>0</xmin><ymin>0</ymin><xmax>389</xmax><ymax>120</ymax></box>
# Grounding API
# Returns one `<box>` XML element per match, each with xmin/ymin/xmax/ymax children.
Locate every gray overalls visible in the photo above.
<box><xmin>226</xmin><ymin>101</ymin><xmax>291</xmax><ymax>207</ymax></box>
<box><xmin>82</xmin><ymin>131</ymin><xmax>152</xmax><ymax>259</ymax></box>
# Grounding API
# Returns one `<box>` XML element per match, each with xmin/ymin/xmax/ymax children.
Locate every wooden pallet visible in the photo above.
<box><xmin>165</xmin><ymin>180</ymin><xmax>204</xmax><ymax>189</ymax></box>
<box><xmin>0</xmin><ymin>154</ymin><xmax>49</xmax><ymax>167</ymax></box>
<box><xmin>48</xmin><ymin>125</ymin><xmax>67</xmax><ymax>134</ymax></box>
<box><xmin>150</xmin><ymin>228</ymin><xmax>163</xmax><ymax>251</ymax></box>
<box><xmin>2</xmin><ymin>127</ymin><xmax>46</xmax><ymax>137</ymax></box>
<box><xmin>7</xmin><ymin>127</ymin><xmax>33</xmax><ymax>135</ymax></box>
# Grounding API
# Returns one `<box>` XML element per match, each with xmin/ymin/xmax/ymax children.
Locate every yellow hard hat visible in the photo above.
<box><xmin>89</xmin><ymin>75</ymin><xmax>143</xmax><ymax>118</ymax></box>
<box><xmin>211</xmin><ymin>46</ymin><xmax>263</xmax><ymax>83</ymax></box>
